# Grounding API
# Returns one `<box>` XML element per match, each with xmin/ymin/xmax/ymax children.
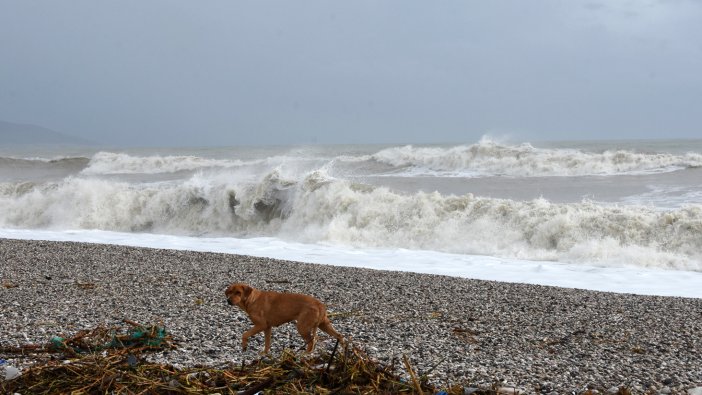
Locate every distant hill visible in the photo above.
<box><xmin>0</xmin><ymin>120</ymin><xmax>94</xmax><ymax>145</ymax></box>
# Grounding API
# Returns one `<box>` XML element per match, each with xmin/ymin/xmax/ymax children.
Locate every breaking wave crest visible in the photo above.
<box><xmin>0</xmin><ymin>156</ymin><xmax>90</xmax><ymax>170</ymax></box>
<box><xmin>371</xmin><ymin>137</ymin><xmax>702</xmax><ymax>177</ymax></box>
<box><xmin>1</xmin><ymin>170</ymin><xmax>700</xmax><ymax>271</ymax></box>
<box><xmin>39</xmin><ymin>138</ymin><xmax>702</xmax><ymax>180</ymax></box>
<box><xmin>80</xmin><ymin>152</ymin><xmax>247</xmax><ymax>175</ymax></box>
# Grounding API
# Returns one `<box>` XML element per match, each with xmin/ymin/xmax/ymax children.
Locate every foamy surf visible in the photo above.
<box><xmin>371</xmin><ymin>137</ymin><xmax>702</xmax><ymax>177</ymax></box>
<box><xmin>1</xmin><ymin>169</ymin><xmax>700</xmax><ymax>271</ymax></box>
<box><xmin>7</xmin><ymin>137</ymin><xmax>701</xmax><ymax>179</ymax></box>
<box><xmin>1</xmin><ymin>228</ymin><xmax>700</xmax><ymax>298</ymax></box>
<box><xmin>80</xmin><ymin>152</ymin><xmax>245</xmax><ymax>175</ymax></box>
<box><xmin>2</xmin><ymin>138</ymin><xmax>701</xmax><ymax>289</ymax></box>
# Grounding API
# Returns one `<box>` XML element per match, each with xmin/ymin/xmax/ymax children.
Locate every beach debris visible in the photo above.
<box><xmin>74</xmin><ymin>281</ymin><xmax>97</xmax><ymax>290</ymax></box>
<box><xmin>497</xmin><ymin>386</ymin><xmax>523</xmax><ymax>394</ymax></box>
<box><xmin>403</xmin><ymin>353</ymin><xmax>425</xmax><ymax>395</ymax></box>
<box><xmin>0</xmin><ymin>319</ymin><xmax>174</xmax><ymax>358</ymax></box>
<box><xmin>0</xmin><ymin>320</ymin><xmax>655</xmax><ymax>394</ymax></box>
<box><xmin>1</xmin><ymin>365</ymin><xmax>21</xmax><ymax>380</ymax></box>
<box><xmin>452</xmin><ymin>326</ymin><xmax>479</xmax><ymax>343</ymax></box>
<box><xmin>0</xmin><ymin>331</ymin><xmax>449</xmax><ymax>394</ymax></box>
<box><xmin>265</xmin><ymin>279</ymin><xmax>291</xmax><ymax>284</ymax></box>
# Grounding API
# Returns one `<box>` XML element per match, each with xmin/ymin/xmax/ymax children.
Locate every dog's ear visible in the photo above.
<box><xmin>242</xmin><ymin>285</ymin><xmax>253</xmax><ymax>299</ymax></box>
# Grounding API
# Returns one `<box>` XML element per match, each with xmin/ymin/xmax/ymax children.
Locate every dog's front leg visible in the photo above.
<box><xmin>263</xmin><ymin>327</ymin><xmax>272</xmax><ymax>354</ymax></box>
<box><xmin>242</xmin><ymin>324</ymin><xmax>267</xmax><ymax>351</ymax></box>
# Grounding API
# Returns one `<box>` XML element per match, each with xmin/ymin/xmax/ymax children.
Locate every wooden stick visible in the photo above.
<box><xmin>325</xmin><ymin>338</ymin><xmax>340</xmax><ymax>375</ymax></box>
<box><xmin>402</xmin><ymin>354</ymin><xmax>424</xmax><ymax>395</ymax></box>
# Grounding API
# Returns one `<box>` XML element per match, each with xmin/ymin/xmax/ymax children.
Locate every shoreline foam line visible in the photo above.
<box><xmin>1</xmin><ymin>228</ymin><xmax>700</xmax><ymax>299</ymax></box>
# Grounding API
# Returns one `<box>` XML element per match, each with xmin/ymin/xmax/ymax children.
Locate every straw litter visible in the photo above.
<box><xmin>1</xmin><ymin>320</ymin><xmax>484</xmax><ymax>394</ymax></box>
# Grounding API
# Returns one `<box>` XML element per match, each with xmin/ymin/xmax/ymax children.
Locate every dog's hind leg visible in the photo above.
<box><xmin>296</xmin><ymin>310</ymin><xmax>320</xmax><ymax>352</ymax></box>
<box><xmin>319</xmin><ymin>318</ymin><xmax>344</xmax><ymax>343</ymax></box>
<box><xmin>296</xmin><ymin>323</ymin><xmax>316</xmax><ymax>352</ymax></box>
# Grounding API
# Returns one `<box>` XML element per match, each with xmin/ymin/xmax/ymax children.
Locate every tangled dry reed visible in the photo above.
<box><xmin>1</xmin><ymin>321</ymin><xmax>652</xmax><ymax>394</ymax></box>
<box><xmin>1</xmin><ymin>321</ymin><xmax>470</xmax><ymax>394</ymax></box>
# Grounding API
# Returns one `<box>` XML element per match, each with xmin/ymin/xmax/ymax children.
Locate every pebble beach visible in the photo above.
<box><xmin>1</xmin><ymin>238</ymin><xmax>701</xmax><ymax>394</ymax></box>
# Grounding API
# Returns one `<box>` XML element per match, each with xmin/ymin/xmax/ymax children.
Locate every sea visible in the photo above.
<box><xmin>1</xmin><ymin>137</ymin><xmax>701</xmax><ymax>298</ymax></box>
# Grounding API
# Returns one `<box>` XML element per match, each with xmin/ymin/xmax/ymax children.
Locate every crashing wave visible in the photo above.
<box><xmin>371</xmin><ymin>137</ymin><xmax>702</xmax><ymax>177</ymax></box>
<box><xmin>80</xmin><ymin>152</ymin><xmax>248</xmax><ymax>175</ymax></box>
<box><xmin>1</xmin><ymin>169</ymin><xmax>700</xmax><ymax>271</ymax></box>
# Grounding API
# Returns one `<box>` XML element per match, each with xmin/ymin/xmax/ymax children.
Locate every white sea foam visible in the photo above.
<box><xmin>3</xmin><ymin>140</ymin><xmax>702</xmax><ymax>296</ymax></box>
<box><xmin>2</xmin><ymin>228</ymin><xmax>701</xmax><ymax>298</ymax></box>
<box><xmin>80</xmin><ymin>152</ymin><xmax>247</xmax><ymax>175</ymax></box>
<box><xmin>1</xmin><ymin>169</ymin><xmax>700</xmax><ymax>271</ymax></box>
<box><xmin>620</xmin><ymin>185</ymin><xmax>702</xmax><ymax>210</ymax></box>
<box><xmin>371</xmin><ymin>137</ymin><xmax>702</xmax><ymax>177</ymax></box>
<box><xmin>75</xmin><ymin>138</ymin><xmax>702</xmax><ymax>179</ymax></box>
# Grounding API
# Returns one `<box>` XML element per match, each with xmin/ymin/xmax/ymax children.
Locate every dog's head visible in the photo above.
<box><xmin>225</xmin><ymin>283</ymin><xmax>253</xmax><ymax>307</ymax></box>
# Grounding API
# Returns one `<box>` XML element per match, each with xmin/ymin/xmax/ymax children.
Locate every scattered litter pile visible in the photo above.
<box><xmin>2</xmin><ymin>319</ymin><xmax>173</xmax><ymax>358</ymax></box>
<box><xmin>1</xmin><ymin>320</ymin><xmax>472</xmax><ymax>394</ymax></box>
<box><xmin>1</xmin><ymin>321</ymin><xmax>651</xmax><ymax>394</ymax></box>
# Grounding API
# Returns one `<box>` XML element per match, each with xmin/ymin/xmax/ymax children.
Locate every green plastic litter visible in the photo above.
<box><xmin>49</xmin><ymin>336</ymin><xmax>66</xmax><ymax>350</ymax></box>
<box><xmin>48</xmin><ymin>325</ymin><xmax>169</xmax><ymax>354</ymax></box>
<box><xmin>109</xmin><ymin>327</ymin><xmax>168</xmax><ymax>348</ymax></box>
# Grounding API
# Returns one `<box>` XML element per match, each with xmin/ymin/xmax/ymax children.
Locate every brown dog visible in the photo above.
<box><xmin>225</xmin><ymin>283</ymin><xmax>344</xmax><ymax>354</ymax></box>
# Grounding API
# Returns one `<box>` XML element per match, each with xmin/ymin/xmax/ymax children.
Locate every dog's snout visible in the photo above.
<box><xmin>227</xmin><ymin>298</ymin><xmax>233</xmax><ymax>306</ymax></box>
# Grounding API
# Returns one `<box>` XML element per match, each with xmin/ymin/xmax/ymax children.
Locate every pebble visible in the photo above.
<box><xmin>1</xmin><ymin>239</ymin><xmax>702</xmax><ymax>394</ymax></box>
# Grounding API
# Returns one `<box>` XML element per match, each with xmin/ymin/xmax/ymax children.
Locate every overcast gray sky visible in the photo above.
<box><xmin>1</xmin><ymin>1</ymin><xmax>701</xmax><ymax>147</ymax></box>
